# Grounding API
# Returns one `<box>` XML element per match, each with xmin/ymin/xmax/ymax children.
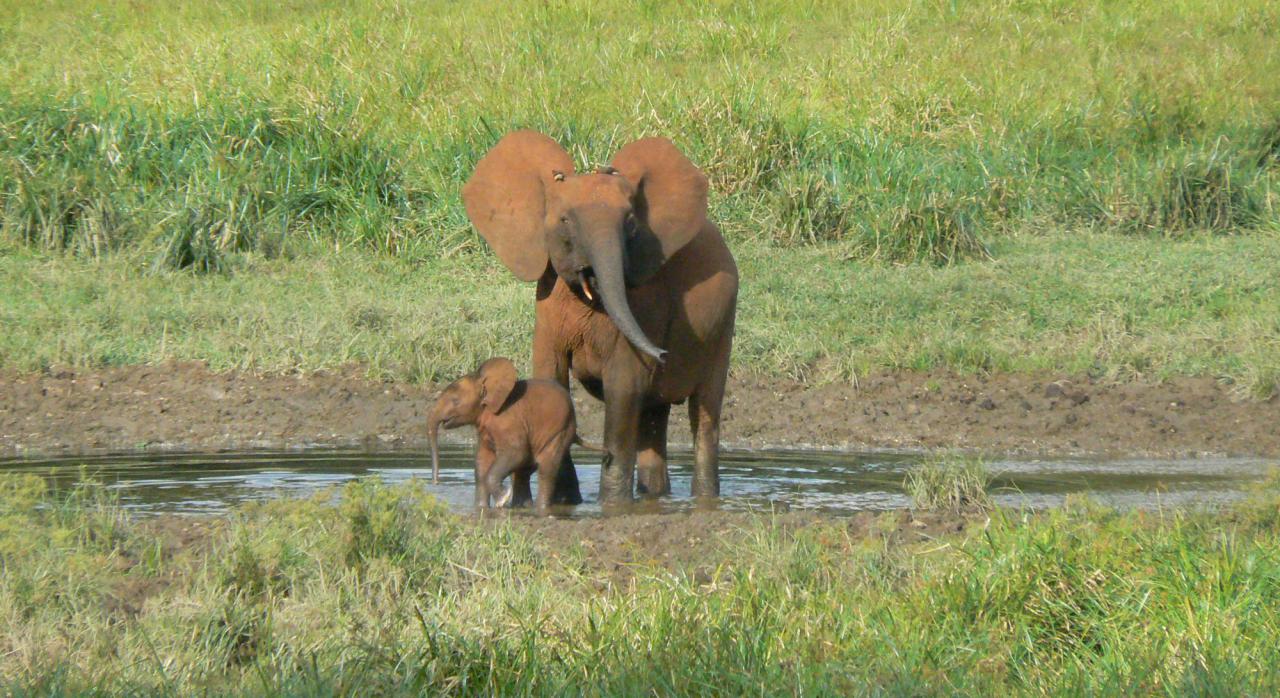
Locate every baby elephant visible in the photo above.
<box><xmin>427</xmin><ymin>357</ymin><xmax>581</xmax><ymax>510</ymax></box>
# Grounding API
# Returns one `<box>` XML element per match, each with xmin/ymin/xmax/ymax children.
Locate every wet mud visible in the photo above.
<box><xmin>3</xmin><ymin>362</ymin><xmax>1277</xmax><ymax>459</ymax></box>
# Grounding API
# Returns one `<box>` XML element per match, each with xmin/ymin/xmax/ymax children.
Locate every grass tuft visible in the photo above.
<box><xmin>1144</xmin><ymin>145</ymin><xmax>1266</xmax><ymax>233</ymax></box>
<box><xmin>904</xmin><ymin>454</ymin><xmax>994</xmax><ymax>511</ymax></box>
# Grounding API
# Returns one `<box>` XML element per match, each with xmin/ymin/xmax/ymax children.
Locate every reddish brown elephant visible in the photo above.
<box><xmin>427</xmin><ymin>357</ymin><xmax>578</xmax><ymax>510</ymax></box>
<box><xmin>463</xmin><ymin>131</ymin><xmax>738</xmax><ymax>503</ymax></box>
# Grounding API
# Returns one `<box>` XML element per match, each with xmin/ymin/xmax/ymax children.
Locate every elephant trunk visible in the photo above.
<box><xmin>585</xmin><ymin>240</ymin><xmax>667</xmax><ymax>363</ymax></box>
<box><xmin>427</xmin><ymin>404</ymin><xmax>443</xmax><ymax>484</ymax></box>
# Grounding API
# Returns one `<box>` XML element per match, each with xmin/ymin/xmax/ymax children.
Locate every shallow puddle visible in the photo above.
<box><xmin>1</xmin><ymin>446</ymin><xmax>1273</xmax><ymax>517</ymax></box>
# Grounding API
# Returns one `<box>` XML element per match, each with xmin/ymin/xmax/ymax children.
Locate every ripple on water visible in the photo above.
<box><xmin>0</xmin><ymin>447</ymin><xmax>1271</xmax><ymax>517</ymax></box>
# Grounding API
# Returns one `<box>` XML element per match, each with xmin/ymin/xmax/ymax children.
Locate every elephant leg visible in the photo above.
<box><xmin>474</xmin><ymin>444</ymin><xmax>496</xmax><ymax>508</ymax></box>
<box><xmin>599</xmin><ymin>362</ymin><xmax>644</xmax><ymax>503</ymax></box>
<box><xmin>532</xmin><ymin>329</ymin><xmax>583</xmax><ymax>505</ymax></box>
<box><xmin>636</xmin><ymin>403</ymin><xmax>671</xmax><ymax>497</ymax></box>
<box><xmin>506</xmin><ymin>468</ymin><xmax>534</xmax><ymax>508</ymax></box>
<box><xmin>549</xmin><ymin>438</ymin><xmax>583</xmax><ymax>505</ymax></box>
<box><xmin>689</xmin><ymin>350</ymin><xmax>729</xmax><ymax>498</ymax></box>
<box><xmin>484</xmin><ymin>452</ymin><xmax>525</xmax><ymax>508</ymax></box>
<box><xmin>533</xmin><ymin>431</ymin><xmax>572</xmax><ymax>511</ymax></box>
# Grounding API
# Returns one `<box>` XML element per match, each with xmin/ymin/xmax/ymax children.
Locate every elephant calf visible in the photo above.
<box><xmin>427</xmin><ymin>357</ymin><xmax>582</xmax><ymax>510</ymax></box>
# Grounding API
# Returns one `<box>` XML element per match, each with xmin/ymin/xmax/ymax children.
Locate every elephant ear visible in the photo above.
<box><xmin>610</xmin><ymin>137</ymin><xmax>708</xmax><ymax>284</ymax></box>
<box><xmin>478</xmin><ymin>357</ymin><xmax>518</xmax><ymax>414</ymax></box>
<box><xmin>463</xmin><ymin>131</ymin><xmax>575</xmax><ymax>281</ymax></box>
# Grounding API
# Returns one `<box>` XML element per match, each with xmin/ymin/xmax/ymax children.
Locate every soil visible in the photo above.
<box><xmin>106</xmin><ymin>516</ymin><xmax>223</xmax><ymax>617</ymax></box>
<box><xmin>109</xmin><ymin>508</ymin><xmax>976</xmax><ymax>611</ymax></box>
<box><xmin>0</xmin><ymin>361</ymin><xmax>1274</xmax><ymax>461</ymax></box>
<box><xmin>2</xmin><ymin>361</ymin><xmax>1277</xmax><ymax>459</ymax></box>
<box><xmin>500</xmin><ymin>507</ymin><xmax>977</xmax><ymax>587</ymax></box>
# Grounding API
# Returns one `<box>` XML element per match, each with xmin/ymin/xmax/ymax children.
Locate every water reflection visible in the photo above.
<box><xmin>0</xmin><ymin>446</ymin><xmax>1271</xmax><ymax>517</ymax></box>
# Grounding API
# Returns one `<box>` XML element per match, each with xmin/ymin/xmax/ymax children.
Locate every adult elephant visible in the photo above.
<box><xmin>462</xmin><ymin>131</ymin><xmax>738</xmax><ymax>503</ymax></box>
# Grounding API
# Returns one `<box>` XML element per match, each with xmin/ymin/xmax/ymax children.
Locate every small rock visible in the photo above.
<box><xmin>978</xmin><ymin>397</ymin><xmax>996</xmax><ymax>410</ymax></box>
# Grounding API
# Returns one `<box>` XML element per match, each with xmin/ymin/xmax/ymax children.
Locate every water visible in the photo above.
<box><xmin>1</xmin><ymin>446</ymin><xmax>1272</xmax><ymax>517</ymax></box>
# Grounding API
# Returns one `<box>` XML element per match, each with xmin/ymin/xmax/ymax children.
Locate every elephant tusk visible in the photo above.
<box><xmin>580</xmin><ymin>274</ymin><xmax>595</xmax><ymax>302</ymax></box>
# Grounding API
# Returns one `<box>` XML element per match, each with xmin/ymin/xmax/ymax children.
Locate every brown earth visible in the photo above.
<box><xmin>502</xmin><ymin>507</ymin><xmax>976</xmax><ymax>588</ymax></box>
<box><xmin>2</xmin><ymin>361</ymin><xmax>1277</xmax><ymax>459</ymax></box>
<box><xmin>107</xmin><ymin>508</ymin><xmax>976</xmax><ymax>614</ymax></box>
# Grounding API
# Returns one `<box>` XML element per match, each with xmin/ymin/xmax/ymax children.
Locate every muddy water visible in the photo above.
<box><xmin>1</xmin><ymin>446</ymin><xmax>1272</xmax><ymax>517</ymax></box>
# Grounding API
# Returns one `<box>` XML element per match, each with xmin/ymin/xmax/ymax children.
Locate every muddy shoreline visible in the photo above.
<box><xmin>3</xmin><ymin>362</ymin><xmax>1277</xmax><ymax>460</ymax></box>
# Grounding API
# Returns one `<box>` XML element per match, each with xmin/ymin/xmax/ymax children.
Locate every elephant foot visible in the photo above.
<box><xmin>494</xmin><ymin>486</ymin><xmax>514</xmax><ymax>508</ymax></box>
<box><xmin>598</xmin><ymin>457</ymin><xmax>636</xmax><ymax>504</ymax></box>
<box><xmin>550</xmin><ymin>463</ymin><xmax>584</xmax><ymax>505</ymax></box>
<box><xmin>690</xmin><ymin>476</ymin><xmax>720</xmax><ymax>499</ymax></box>
<box><xmin>636</xmin><ymin>464</ymin><xmax>671</xmax><ymax>498</ymax></box>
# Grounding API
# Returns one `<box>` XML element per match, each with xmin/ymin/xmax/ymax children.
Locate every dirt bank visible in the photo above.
<box><xmin>3</xmin><ymin>362</ymin><xmax>1277</xmax><ymax>459</ymax></box>
<box><xmin>500</xmin><ymin>507</ymin><xmax>975</xmax><ymax>587</ymax></box>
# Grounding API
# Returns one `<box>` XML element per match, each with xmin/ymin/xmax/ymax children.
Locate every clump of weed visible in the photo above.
<box><xmin>1140</xmin><ymin>145</ymin><xmax>1265</xmax><ymax>233</ymax></box>
<box><xmin>0</xmin><ymin>173</ymin><xmax>127</xmax><ymax>257</ymax></box>
<box><xmin>1228</xmin><ymin>467</ymin><xmax>1280</xmax><ymax>533</ymax></box>
<box><xmin>151</xmin><ymin>192</ymin><xmax>275</xmax><ymax>274</ymax></box>
<box><xmin>1254</xmin><ymin>117</ymin><xmax>1280</xmax><ymax>169</ymax></box>
<box><xmin>930</xmin><ymin>510</ymin><xmax>1129</xmax><ymax>664</ymax></box>
<box><xmin>770</xmin><ymin>171</ymin><xmax>854</xmax><ymax>246</ymax></box>
<box><xmin>678</xmin><ymin>98</ymin><xmax>815</xmax><ymax>196</ymax></box>
<box><xmin>904</xmin><ymin>454</ymin><xmax>993</xmax><ymax>511</ymax></box>
<box><xmin>214</xmin><ymin>532</ymin><xmax>294</xmax><ymax>603</ymax></box>
<box><xmin>872</xmin><ymin>191</ymin><xmax>991</xmax><ymax>265</ymax></box>
<box><xmin>350</xmin><ymin>306</ymin><xmax>388</xmax><ymax>331</ymax></box>
<box><xmin>0</xmin><ymin>102</ymin><xmax>427</xmax><ymax>271</ymax></box>
<box><xmin>340</xmin><ymin>477</ymin><xmax>454</xmax><ymax>573</ymax></box>
<box><xmin>767</xmin><ymin>165</ymin><xmax>991</xmax><ymax>264</ymax></box>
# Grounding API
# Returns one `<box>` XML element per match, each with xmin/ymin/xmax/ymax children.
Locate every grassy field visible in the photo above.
<box><xmin>1</xmin><ymin>0</ymin><xmax>1278</xmax><ymax>392</ymax></box>
<box><xmin>4</xmin><ymin>231</ymin><xmax>1278</xmax><ymax>394</ymax></box>
<box><xmin>3</xmin><ymin>470</ymin><xmax>1280</xmax><ymax>694</ymax></box>
<box><xmin>6</xmin><ymin>5</ymin><xmax>1280</xmax><ymax>692</ymax></box>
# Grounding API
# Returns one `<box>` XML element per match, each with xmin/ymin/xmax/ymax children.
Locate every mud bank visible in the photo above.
<box><xmin>2</xmin><ymin>362</ymin><xmax>1277</xmax><ymax>459</ymax></box>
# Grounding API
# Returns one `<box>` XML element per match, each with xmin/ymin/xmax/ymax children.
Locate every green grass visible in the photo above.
<box><xmin>1</xmin><ymin>0</ymin><xmax>1278</xmax><ymax>392</ymax></box>
<box><xmin>2</xmin><ymin>0</ymin><xmax>1279</xmax><ymax>267</ymax></box>
<box><xmin>4</xmin><ymin>471</ymin><xmax>1280</xmax><ymax>693</ymax></box>
<box><xmin>905</xmin><ymin>453</ymin><xmax>994</xmax><ymax>511</ymax></box>
<box><xmin>3</xmin><ymin>230</ymin><xmax>1278</xmax><ymax>393</ymax></box>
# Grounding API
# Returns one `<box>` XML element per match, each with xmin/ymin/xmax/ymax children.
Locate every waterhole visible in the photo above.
<box><xmin>1</xmin><ymin>446</ymin><xmax>1272</xmax><ymax>517</ymax></box>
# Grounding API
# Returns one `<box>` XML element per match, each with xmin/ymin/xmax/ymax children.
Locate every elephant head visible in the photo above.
<box><xmin>427</xmin><ymin>357</ymin><xmax>518</xmax><ymax>483</ymax></box>
<box><xmin>463</xmin><ymin>131</ymin><xmax>710</xmax><ymax>363</ymax></box>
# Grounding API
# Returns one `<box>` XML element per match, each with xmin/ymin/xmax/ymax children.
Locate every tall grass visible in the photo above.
<box><xmin>2</xmin><ymin>0</ymin><xmax>1278</xmax><ymax>269</ymax></box>
<box><xmin>4</xmin><ymin>230</ymin><xmax>1279</xmax><ymax>388</ymax></box>
<box><xmin>904</xmin><ymin>453</ymin><xmax>993</xmax><ymax>511</ymax></box>
<box><xmin>3</xmin><ymin>472</ymin><xmax>1280</xmax><ymax>693</ymax></box>
<box><xmin>0</xmin><ymin>104</ymin><xmax>441</xmax><ymax>269</ymax></box>
<box><xmin>1</xmin><ymin>1</ymin><xmax>1278</xmax><ymax>391</ymax></box>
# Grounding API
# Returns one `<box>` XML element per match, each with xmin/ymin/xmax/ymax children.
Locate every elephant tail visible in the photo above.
<box><xmin>572</xmin><ymin>434</ymin><xmax>606</xmax><ymax>452</ymax></box>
